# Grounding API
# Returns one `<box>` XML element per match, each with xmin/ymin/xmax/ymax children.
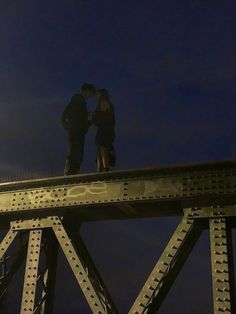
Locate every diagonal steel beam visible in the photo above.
<box><xmin>0</xmin><ymin>229</ymin><xmax>19</xmax><ymax>260</ymax></box>
<box><xmin>20</xmin><ymin>230</ymin><xmax>42</xmax><ymax>314</ymax></box>
<box><xmin>0</xmin><ymin>241</ymin><xmax>27</xmax><ymax>298</ymax></box>
<box><xmin>71</xmin><ymin>234</ymin><xmax>118</xmax><ymax>313</ymax></box>
<box><xmin>50</xmin><ymin>216</ymin><xmax>116</xmax><ymax>314</ymax></box>
<box><xmin>0</xmin><ymin>228</ymin><xmax>20</xmax><ymax>312</ymax></box>
<box><xmin>64</xmin><ymin>217</ymin><xmax>118</xmax><ymax>313</ymax></box>
<box><xmin>210</xmin><ymin>218</ymin><xmax>235</xmax><ymax>313</ymax></box>
<box><xmin>129</xmin><ymin>217</ymin><xmax>203</xmax><ymax>314</ymax></box>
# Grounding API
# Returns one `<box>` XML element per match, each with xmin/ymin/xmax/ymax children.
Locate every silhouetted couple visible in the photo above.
<box><xmin>62</xmin><ymin>83</ymin><xmax>115</xmax><ymax>175</ymax></box>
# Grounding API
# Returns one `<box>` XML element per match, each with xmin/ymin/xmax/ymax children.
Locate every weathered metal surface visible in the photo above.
<box><xmin>0</xmin><ymin>161</ymin><xmax>235</xmax><ymax>220</ymax></box>
<box><xmin>11</xmin><ymin>218</ymin><xmax>53</xmax><ymax>230</ymax></box>
<box><xmin>0</xmin><ymin>229</ymin><xmax>19</xmax><ymax>260</ymax></box>
<box><xmin>35</xmin><ymin>230</ymin><xmax>58</xmax><ymax>314</ymax></box>
<box><xmin>51</xmin><ymin>216</ymin><xmax>116</xmax><ymax>313</ymax></box>
<box><xmin>184</xmin><ymin>206</ymin><xmax>236</xmax><ymax>218</ymax></box>
<box><xmin>0</xmin><ymin>236</ymin><xmax>27</xmax><ymax>299</ymax></box>
<box><xmin>129</xmin><ymin>218</ymin><xmax>199</xmax><ymax>314</ymax></box>
<box><xmin>66</xmin><ymin>223</ymin><xmax>118</xmax><ymax>314</ymax></box>
<box><xmin>210</xmin><ymin>219</ymin><xmax>232</xmax><ymax>313</ymax></box>
<box><xmin>0</xmin><ymin>160</ymin><xmax>236</xmax><ymax>313</ymax></box>
<box><xmin>20</xmin><ymin>230</ymin><xmax>42</xmax><ymax>314</ymax></box>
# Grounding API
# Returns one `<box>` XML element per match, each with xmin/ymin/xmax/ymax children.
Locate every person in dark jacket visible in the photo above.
<box><xmin>62</xmin><ymin>83</ymin><xmax>96</xmax><ymax>175</ymax></box>
<box><xmin>93</xmin><ymin>89</ymin><xmax>115</xmax><ymax>172</ymax></box>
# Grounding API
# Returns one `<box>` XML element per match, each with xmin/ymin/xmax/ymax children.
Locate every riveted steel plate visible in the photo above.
<box><xmin>0</xmin><ymin>161</ymin><xmax>234</xmax><ymax>220</ymax></box>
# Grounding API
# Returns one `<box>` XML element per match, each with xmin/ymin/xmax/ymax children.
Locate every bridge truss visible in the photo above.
<box><xmin>0</xmin><ymin>160</ymin><xmax>236</xmax><ymax>313</ymax></box>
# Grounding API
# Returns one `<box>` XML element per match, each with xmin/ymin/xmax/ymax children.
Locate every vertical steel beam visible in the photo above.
<box><xmin>210</xmin><ymin>218</ymin><xmax>233</xmax><ymax>313</ymax></box>
<box><xmin>20</xmin><ymin>230</ymin><xmax>42</xmax><ymax>314</ymax></box>
<box><xmin>38</xmin><ymin>230</ymin><xmax>58</xmax><ymax>314</ymax></box>
<box><xmin>225</xmin><ymin>222</ymin><xmax>236</xmax><ymax>313</ymax></box>
<box><xmin>51</xmin><ymin>216</ymin><xmax>113</xmax><ymax>314</ymax></box>
<box><xmin>129</xmin><ymin>217</ymin><xmax>203</xmax><ymax>314</ymax></box>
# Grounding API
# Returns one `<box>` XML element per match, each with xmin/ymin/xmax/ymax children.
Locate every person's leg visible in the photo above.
<box><xmin>77</xmin><ymin>133</ymin><xmax>85</xmax><ymax>168</ymax></box>
<box><xmin>101</xmin><ymin>146</ymin><xmax>110</xmax><ymax>171</ymax></box>
<box><xmin>96</xmin><ymin>146</ymin><xmax>103</xmax><ymax>172</ymax></box>
<box><xmin>64</xmin><ymin>133</ymin><xmax>85</xmax><ymax>175</ymax></box>
<box><xmin>64</xmin><ymin>139</ymin><xmax>80</xmax><ymax>175</ymax></box>
<box><xmin>64</xmin><ymin>158</ymin><xmax>70</xmax><ymax>175</ymax></box>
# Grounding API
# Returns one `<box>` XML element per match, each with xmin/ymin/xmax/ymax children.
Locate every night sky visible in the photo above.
<box><xmin>1</xmin><ymin>1</ymin><xmax>236</xmax><ymax>313</ymax></box>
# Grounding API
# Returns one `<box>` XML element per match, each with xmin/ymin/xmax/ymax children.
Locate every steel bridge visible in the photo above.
<box><xmin>0</xmin><ymin>160</ymin><xmax>236</xmax><ymax>313</ymax></box>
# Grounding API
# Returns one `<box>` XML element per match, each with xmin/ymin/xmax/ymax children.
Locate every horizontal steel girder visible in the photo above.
<box><xmin>0</xmin><ymin>160</ymin><xmax>235</xmax><ymax>219</ymax></box>
<box><xmin>184</xmin><ymin>206</ymin><xmax>236</xmax><ymax>218</ymax></box>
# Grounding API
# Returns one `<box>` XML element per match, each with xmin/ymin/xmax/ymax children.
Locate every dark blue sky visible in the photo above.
<box><xmin>1</xmin><ymin>1</ymin><xmax>236</xmax><ymax>313</ymax></box>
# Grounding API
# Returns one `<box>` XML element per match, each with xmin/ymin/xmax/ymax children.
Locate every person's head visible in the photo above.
<box><xmin>96</xmin><ymin>89</ymin><xmax>110</xmax><ymax>102</ymax></box>
<box><xmin>81</xmin><ymin>83</ymin><xmax>96</xmax><ymax>99</ymax></box>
